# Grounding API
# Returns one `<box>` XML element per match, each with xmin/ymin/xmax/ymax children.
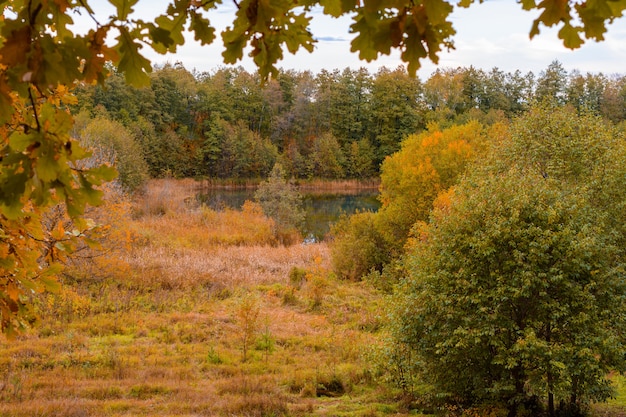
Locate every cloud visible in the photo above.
<box><xmin>315</xmin><ymin>36</ymin><xmax>348</xmax><ymax>42</ymax></box>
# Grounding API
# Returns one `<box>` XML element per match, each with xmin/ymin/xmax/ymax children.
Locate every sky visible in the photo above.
<box><xmin>81</xmin><ymin>0</ymin><xmax>626</xmax><ymax>78</ymax></box>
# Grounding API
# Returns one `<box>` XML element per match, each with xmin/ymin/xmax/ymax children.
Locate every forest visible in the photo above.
<box><xmin>71</xmin><ymin>60</ymin><xmax>626</xmax><ymax>189</ymax></box>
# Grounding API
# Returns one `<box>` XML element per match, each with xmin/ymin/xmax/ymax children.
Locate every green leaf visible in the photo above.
<box><xmin>319</xmin><ymin>0</ymin><xmax>344</xmax><ymax>17</ymax></box>
<box><xmin>148</xmin><ymin>24</ymin><xmax>174</xmax><ymax>54</ymax></box>
<box><xmin>0</xmin><ymin>171</ymin><xmax>29</xmax><ymax>219</ymax></box>
<box><xmin>350</xmin><ymin>16</ymin><xmax>382</xmax><ymax>61</ymax></box>
<box><xmin>402</xmin><ymin>19</ymin><xmax>429</xmax><ymax>75</ymax></box>
<box><xmin>283</xmin><ymin>13</ymin><xmax>315</xmax><ymax>53</ymax></box>
<box><xmin>84</xmin><ymin>165</ymin><xmax>118</xmax><ymax>185</ymax></box>
<box><xmin>536</xmin><ymin>0</ymin><xmax>570</xmax><ymax>27</ymax></box>
<box><xmin>115</xmin><ymin>27</ymin><xmax>152</xmax><ymax>87</ymax></box>
<box><xmin>559</xmin><ymin>22</ymin><xmax>584</xmax><ymax>48</ymax></box>
<box><xmin>190</xmin><ymin>11</ymin><xmax>216</xmax><ymax>45</ymax></box>
<box><xmin>222</xmin><ymin>28</ymin><xmax>248</xmax><ymax>64</ymax></box>
<box><xmin>108</xmin><ymin>0</ymin><xmax>139</xmax><ymax>21</ymax></box>
<box><xmin>39</xmin><ymin>275</ymin><xmax>61</xmax><ymax>293</ymax></box>
<box><xmin>155</xmin><ymin>11</ymin><xmax>187</xmax><ymax>52</ymax></box>
<box><xmin>424</xmin><ymin>0</ymin><xmax>454</xmax><ymax>25</ymax></box>
<box><xmin>8</xmin><ymin>131</ymin><xmax>34</xmax><ymax>152</ymax></box>
<box><xmin>35</xmin><ymin>152</ymin><xmax>60</xmax><ymax>182</ymax></box>
<box><xmin>457</xmin><ymin>0</ymin><xmax>475</xmax><ymax>8</ymax></box>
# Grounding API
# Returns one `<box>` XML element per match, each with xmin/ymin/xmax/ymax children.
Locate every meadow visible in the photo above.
<box><xmin>0</xmin><ymin>179</ymin><xmax>399</xmax><ymax>417</ymax></box>
<box><xmin>1</xmin><ymin>179</ymin><xmax>626</xmax><ymax>417</ymax></box>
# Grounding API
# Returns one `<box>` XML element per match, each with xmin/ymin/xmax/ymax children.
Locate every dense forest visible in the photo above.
<box><xmin>72</xmin><ymin>60</ymin><xmax>626</xmax><ymax>189</ymax></box>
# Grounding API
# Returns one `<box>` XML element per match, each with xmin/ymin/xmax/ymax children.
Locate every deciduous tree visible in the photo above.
<box><xmin>377</xmin><ymin>120</ymin><xmax>490</xmax><ymax>257</ymax></box>
<box><xmin>392</xmin><ymin>104</ymin><xmax>626</xmax><ymax>416</ymax></box>
<box><xmin>254</xmin><ymin>164</ymin><xmax>304</xmax><ymax>243</ymax></box>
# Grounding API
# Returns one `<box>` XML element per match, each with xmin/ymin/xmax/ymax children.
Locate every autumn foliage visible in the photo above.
<box><xmin>330</xmin><ymin>121</ymin><xmax>493</xmax><ymax>280</ymax></box>
<box><xmin>391</xmin><ymin>104</ymin><xmax>626</xmax><ymax>416</ymax></box>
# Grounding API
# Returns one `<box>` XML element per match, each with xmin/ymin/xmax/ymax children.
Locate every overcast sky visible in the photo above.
<box><xmin>83</xmin><ymin>0</ymin><xmax>626</xmax><ymax>78</ymax></box>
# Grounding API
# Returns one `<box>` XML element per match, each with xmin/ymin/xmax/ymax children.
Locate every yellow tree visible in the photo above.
<box><xmin>376</xmin><ymin>120</ymin><xmax>496</xmax><ymax>257</ymax></box>
<box><xmin>331</xmin><ymin>121</ymin><xmax>498</xmax><ymax>280</ymax></box>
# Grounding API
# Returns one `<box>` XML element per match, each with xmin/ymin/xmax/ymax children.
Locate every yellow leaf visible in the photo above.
<box><xmin>6</xmin><ymin>281</ymin><xmax>20</xmax><ymax>301</ymax></box>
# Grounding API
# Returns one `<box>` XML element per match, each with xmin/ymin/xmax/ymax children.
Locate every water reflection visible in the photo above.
<box><xmin>197</xmin><ymin>189</ymin><xmax>380</xmax><ymax>241</ymax></box>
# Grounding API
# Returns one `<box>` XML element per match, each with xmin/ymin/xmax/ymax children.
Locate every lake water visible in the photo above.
<box><xmin>197</xmin><ymin>189</ymin><xmax>380</xmax><ymax>241</ymax></box>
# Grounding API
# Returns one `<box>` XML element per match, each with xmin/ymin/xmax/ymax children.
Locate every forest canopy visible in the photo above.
<box><xmin>73</xmin><ymin>61</ymin><xmax>626</xmax><ymax>182</ymax></box>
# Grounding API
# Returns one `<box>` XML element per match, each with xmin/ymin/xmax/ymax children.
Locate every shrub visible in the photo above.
<box><xmin>288</xmin><ymin>266</ymin><xmax>307</xmax><ymax>289</ymax></box>
<box><xmin>254</xmin><ymin>163</ymin><xmax>305</xmax><ymax>244</ymax></box>
<box><xmin>80</xmin><ymin>116</ymin><xmax>150</xmax><ymax>193</ymax></box>
<box><xmin>236</xmin><ymin>293</ymin><xmax>260</xmax><ymax>362</ymax></box>
<box><xmin>330</xmin><ymin>211</ymin><xmax>388</xmax><ymax>280</ymax></box>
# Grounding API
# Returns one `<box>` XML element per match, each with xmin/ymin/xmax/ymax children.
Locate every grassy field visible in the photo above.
<box><xmin>0</xmin><ymin>179</ymin><xmax>403</xmax><ymax>417</ymax></box>
<box><xmin>1</xmin><ymin>179</ymin><xmax>626</xmax><ymax>417</ymax></box>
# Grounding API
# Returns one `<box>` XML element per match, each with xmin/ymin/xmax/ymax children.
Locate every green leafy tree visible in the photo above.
<box><xmin>254</xmin><ymin>164</ymin><xmax>305</xmax><ymax>243</ymax></box>
<box><xmin>330</xmin><ymin>212</ymin><xmax>387</xmax><ymax>280</ymax></box>
<box><xmin>346</xmin><ymin>138</ymin><xmax>377</xmax><ymax>179</ymax></box>
<box><xmin>392</xmin><ymin>105</ymin><xmax>626</xmax><ymax>416</ymax></box>
<box><xmin>314</xmin><ymin>68</ymin><xmax>372</xmax><ymax>147</ymax></box>
<box><xmin>566</xmin><ymin>71</ymin><xmax>606</xmax><ymax>114</ymax></box>
<box><xmin>535</xmin><ymin>60</ymin><xmax>569</xmax><ymax>104</ymax></box>
<box><xmin>127</xmin><ymin>116</ymin><xmax>163</xmax><ymax>177</ymax></box>
<box><xmin>80</xmin><ymin>69</ymin><xmax>159</xmax><ymax>125</ymax></box>
<box><xmin>150</xmin><ymin>63</ymin><xmax>198</xmax><ymax>132</ymax></box>
<box><xmin>423</xmin><ymin>67</ymin><xmax>466</xmax><ymax>123</ymax></box>
<box><xmin>369</xmin><ymin>67</ymin><xmax>424</xmax><ymax>161</ymax></box>
<box><xmin>311</xmin><ymin>132</ymin><xmax>346</xmax><ymax>178</ymax></box>
<box><xmin>396</xmin><ymin>174</ymin><xmax>626</xmax><ymax>417</ymax></box>
<box><xmin>80</xmin><ymin>117</ymin><xmax>150</xmax><ymax>193</ymax></box>
<box><xmin>210</xmin><ymin>120</ymin><xmax>277</xmax><ymax>179</ymax></box>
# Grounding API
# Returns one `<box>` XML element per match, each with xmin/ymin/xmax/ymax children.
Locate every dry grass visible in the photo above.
<box><xmin>196</xmin><ymin>178</ymin><xmax>381</xmax><ymax>193</ymax></box>
<box><xmin>133</xmin><ymin>177</ymin><xmax>200</xmax><ymax>216</ymax></box>
<box><xmin>2</xmin><ymin>179</ymin><xmax>625</xmax><ymax>416</ymax></box>
<box><xmin>0</xmin><ymin>179</ymin><xmax>397</xmax><ymax>417</ymax></box>
<box><xmin>295</xmin><ymin>179</ymin><xmax>380</xmax><ymax>194</ymax></box>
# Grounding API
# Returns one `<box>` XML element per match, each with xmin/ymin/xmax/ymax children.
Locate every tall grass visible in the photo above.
<box><xmin>197</xmin><ymin>178</ymin><xmax>381</xmax><ymax>192</ymax></box>
<box><xmin>295</xmin><ymin>178</ymin><xmax>380</xmax><ymax>192</ymax></box>
<box><xmin>0</xmin><ymin>179</ymin><xmax>393</xmax><ymax>417</ymax></box>
<box><xmin>2</xmin><ymin>179</ymin><xmax>625</xmax><ymax>416</ymax></box>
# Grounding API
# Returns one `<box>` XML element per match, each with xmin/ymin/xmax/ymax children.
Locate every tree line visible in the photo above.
<box><xmin>72</xmin><ymin>60</ymin><xmax>626</xmax><ymax>189</ymax></box>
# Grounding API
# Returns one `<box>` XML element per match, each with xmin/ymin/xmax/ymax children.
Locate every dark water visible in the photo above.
<box><xmin>197</xmin><ymin>189</ymin><xmax>380</xmax><ymax>241</ymax></box>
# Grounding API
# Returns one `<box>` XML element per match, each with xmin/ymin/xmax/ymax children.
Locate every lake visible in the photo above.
<box><xmin>197</xmin><ymin>188</ymin><xmax>380</xmax><ymax>241</ymax></box>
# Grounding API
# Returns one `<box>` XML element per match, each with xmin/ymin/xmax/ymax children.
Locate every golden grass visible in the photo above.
<box><xmin>6</xmin><ymin>179</ymin><xmax>622</xmax><ymax>416</ymax></box>
<box><xmin>0</xmin><ymin>179</ymin><xmax>398</xmax><ymax>417</ymax></box>
<box><xmin>295</xmin><ymin>178</ymin><xmax>380</xmax><ymax>193</ymax></box>
<box><xmin>196</xmin><ymin>178</ymin><xmax>381</xmax><ymax>192</ymax></box>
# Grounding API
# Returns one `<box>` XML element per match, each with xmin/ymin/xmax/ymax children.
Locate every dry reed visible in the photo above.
<box><xmin>0</xmin><ymin>178</ymin><xmax>393</xmax><ymax>417</ymax></box>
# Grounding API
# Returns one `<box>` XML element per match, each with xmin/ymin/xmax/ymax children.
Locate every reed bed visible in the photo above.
<box><xmin>0</xmin><ymin>179</ymin><xmax>394</xmax><ymax>417</ymax></box>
